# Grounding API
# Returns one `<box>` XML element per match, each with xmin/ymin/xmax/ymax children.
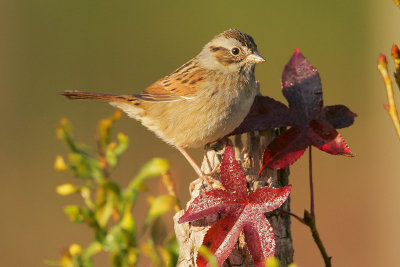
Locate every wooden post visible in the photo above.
<box><xmin>174</xmin><ymin>129</ymin><xmax>293</xmax><ymax>266</ymax></box>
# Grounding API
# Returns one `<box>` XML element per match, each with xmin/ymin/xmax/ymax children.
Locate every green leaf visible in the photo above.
<box><xmin>127</xmin><ymin>247</ymin><xmax>139</xmax><ymax>266</ymax></box>
<box><xmin>67</xmin><ymin>153</ymin><xmax>105</xmax><ymax>182</ymax></box>
<box><xmin>138</xmin><ymin>158</ymin><xmax>170</xmax><ymax>178</ymax></box>
<box><xmin>95</xmin><ymin>185</ymin><xmax>119</xmax><ymax>228</ymax></box>
<box><xmin>86</xmin><ymin>158</ymin><xmax>106</xmax><ymax>182</ymax></box>
<box><xmin>97</xmin><ymin>110</ymin><xmax>122</xmax><ymax>149</ymax></box>
<box><xmin>82</xmin><ymin>241</ymin><xmax>103</xmax><ymax>259</ymax></box>
<box><xmin>98</xmin><ymin>119</ymin><xmax>112</xmax><ymax>149</ymax></box>
<box><xmin>102</xmin><ymin>180</ymin><xmax>121</xmax><ymax>195</ymax></box>
<box><xmin>105</xmin><ymin>142</ymin><xmax>118</xmax><ymax>168</ymax></box>
<box><xmin>64</xmin><ymin>205</ymin><xmax>84</xmax><ymax>223</ymax></box>
<box><xmin>120</xmin><ymin>202</ymin><xmax>135</xmax><ymax>233</ymax></box>
<box><xmin>64</xmin><ymin>205</ymin><xmax>95</xmax><ymax>226</ymax></box>
<box><xmin>56</xmin><ymin>118</ymin><xmax>88</xmax><ymax>155</ymax></box>
<box><xmin>145</xmin><ymin>195</ymin><xmax>176</xmax><ymax>227</ymax></box>
<box><xmin>115</xmin><ymin>133</ymin><xmax>129</xmax><ymax>156</ymax></box>
<box><xmin>68</xmin><ymin>153</ymin><xmax>90</xmax><ymax>178</ymax></box>
<box><xmin>128</xmin><ymin>158</ymin><xmax>170</xmax><ymax>191</ymax></box>
<box><xmin>105</xmin><ymin>133</ymin><xmax>129</xmax><ymax>169</ymax></box>
<box><xmin>56</xmin><ymin>183</ymin><xmax>77</xmax><ymax>196</ymax></box>
<box><xmin>103</xmin><ymin>225</ymin><xmax>131</xmax><ymax>252</ymax></box>
<box><xmin>54</xmin><ymin>155</ymin><xmax>68</xmax><ymax>171</ymax></box>
<box><xmin>123</xmin><ymin>158</ymin><xmax>170</xmax><ymax>209</ymax></box>
<box><xmin>69</xmin><ymin>243</ymin><xmax>83</xmax><ymax>257</ymax></box>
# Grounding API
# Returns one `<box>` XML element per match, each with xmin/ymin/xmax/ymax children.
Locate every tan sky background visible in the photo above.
<box><xmin>0</xmin><ymin>1</ymin><xmax>399</xmax><ymax>266</ymax></box>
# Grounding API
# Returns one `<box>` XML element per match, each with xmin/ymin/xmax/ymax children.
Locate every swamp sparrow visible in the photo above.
<box><xmin>62</xmin><ymin>29</ymin><xmax>265</xmax><ymax>176</ymax></box>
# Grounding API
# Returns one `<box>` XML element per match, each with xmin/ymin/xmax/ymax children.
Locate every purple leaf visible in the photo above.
<box><xmin>231</xmin><ymin>49</ymin><xmax>357</xmax><ymax>170</ymax></box>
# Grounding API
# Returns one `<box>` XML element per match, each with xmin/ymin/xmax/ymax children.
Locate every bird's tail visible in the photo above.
<box><xmin>60</xmin><ymin>91</ymin><xmax>137</xmax><ymax>104</ymax></box>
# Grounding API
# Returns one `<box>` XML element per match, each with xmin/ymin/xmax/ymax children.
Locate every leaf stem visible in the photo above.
<box><xmin>305</xmin><ymin>145</ymin><xmax>332</xmax><ymax>267</ymax></box>
<box><xmin>309</xmin><ymin>146</ymin><xmax>315</xmax><ymax>217</ymax></box>
<box><xmin>286</xmin><ymin>146</ymin><xmax>333</xmax><ymax>266</ymax></box>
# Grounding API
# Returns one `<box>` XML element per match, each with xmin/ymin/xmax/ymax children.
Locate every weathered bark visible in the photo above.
<box><xmin>174</xmin><ymin>130</ymin><xmax>293</xmax><ymax>266</ymax></box>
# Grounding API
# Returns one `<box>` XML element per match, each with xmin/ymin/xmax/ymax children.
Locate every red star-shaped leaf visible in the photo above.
<box><xmin>232</xmin><ymin>49</ymin><xmax>357</xmax><ymax>170</ymax></box>
<box><xmin>178</xmin><ymin>146</ymin><xmax>291</xmax><ymax>267</ymax></box>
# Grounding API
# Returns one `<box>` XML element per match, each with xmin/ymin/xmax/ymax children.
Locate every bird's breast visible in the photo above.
<box><xmin>135</xmin><ymin>76</ymin><xmax>258</xmax><ymax>148</ymax></box>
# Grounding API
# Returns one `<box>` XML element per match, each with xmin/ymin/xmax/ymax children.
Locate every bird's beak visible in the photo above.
<box><xmin>247</xmin><ymin>51</ymin><xmax>266</xmax><ymax>64</ymax></box>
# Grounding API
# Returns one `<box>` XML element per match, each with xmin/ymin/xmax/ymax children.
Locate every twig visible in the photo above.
<box><xmin>285</xmin><ymin>146</ymin><xmax>332</xmax><ymax>266</ymax></box>
<box><xmin>306</xmin><ymin>147</ymin><xmax>331</xmax><ymax>266</ymax></box>
<box><xmin>282</xmin><ymin>209</ymin><xmax>332</xmax><ymax>267</ymax></box>
<box><xmin>392</xmin><ymin>44</ymin><xmax>400</xmax><ymax>90</ymax></box>
<box><xmin>303</xmin><ymin>210</ymin><xmax>332</xmax><ymax>267</ymax></box>
<box><xmin>279</xmin><ymin>209</ymin><xmax>304</xmax><ymax>224</ymax></box>
<box><xmin>377</xmin><ymin>54</ymin><xmax>400</xmax><ymax>139</ymax></box>
<box><xmin>282</xmin><ymin>208</ymin><xmax>332</xmax><ymax>267</ymax></box>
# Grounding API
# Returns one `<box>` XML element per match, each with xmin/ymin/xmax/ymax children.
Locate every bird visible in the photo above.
<box><xmin>61</xmin><ymin>29</ymin><xmax>265</xmax><ymax>177</ymax></box>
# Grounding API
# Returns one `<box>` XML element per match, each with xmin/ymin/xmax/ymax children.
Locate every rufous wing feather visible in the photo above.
<box><xmin>134</xmin><ymin>67</ymin><xmax>205</xmax><ymax>102</ymax></box>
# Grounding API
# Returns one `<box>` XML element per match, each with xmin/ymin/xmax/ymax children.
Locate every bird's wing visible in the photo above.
<box><xmin>135</xmin><ymin>68</ymin><xmax>206</xmax><ymax>102</ymax></box>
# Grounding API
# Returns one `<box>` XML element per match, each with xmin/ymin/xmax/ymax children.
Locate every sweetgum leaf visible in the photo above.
<box><xmin>323</xmin><ymin>105</ymin><xmax>356</xmax><ymax>129</ymax></box>
<box><xmin>178</xmin><ymin>146</ymin><xmax>291</xmax><ymax>267</ymax></box>
<box><xmin>178</xmin><ymin>190</ymin><xmax>235</xmax><ymax>223</ymax></box>
<box><xmin>219</xmin><ymin>145</ymin><xmax>247</xmax><ymax>199</ymax></box>
<box><xmin>232</xmin><ymin>96</ymin><xmax>293</xmax><ymax>135</ymax></box>
<box><xmin>196</xmin><ymin>213</ymin><xmax>243</xmax><ymax>267</ymax></box>
<box><xmin>243</xmin><ymin>211</ymin><xmax>275</xmax><ymax>266</ymax></box>
<box><xmin>232</xmin><ymin>49</ymin><xmax>357</xmax><ymax>170</ymax></box>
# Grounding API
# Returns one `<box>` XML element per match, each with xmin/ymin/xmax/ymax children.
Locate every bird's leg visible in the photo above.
<box><xmin>176</xmin><ymin>146</ymin><xmax>203</xmax><ymax>177</ymax></box>
<box><xmin>176</xmin><ymin>146</ymin><xmax>222</xmax><ymax>187</ymax></box>
<box><xmin>207</xmin><ymin>162</ymin><xmax>221</xmax><ymax>176</ymax></box>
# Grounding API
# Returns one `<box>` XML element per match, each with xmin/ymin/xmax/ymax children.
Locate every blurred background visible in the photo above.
<box><xmin>1</xmin><ymin>1</ymin><xmax>399</xmax><ymax>266</ymax></box>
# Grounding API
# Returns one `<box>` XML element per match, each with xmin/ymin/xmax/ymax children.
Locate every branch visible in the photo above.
<box><xmin>377</xmin><ymin>53</ymin><xmax>400</xmax><ymax>139</ymax></box>
<box><xmin>307</xmin><ymin>147</ymin><xmax>332</xmax><ymax>267</ymax></box>
<box><xmin>392</xmin><ymin>44</ymin><xmax>400</xmax><ymax>90</ymax></box>
<box><xmin>303</xmin><ymin>210</ymin><xmax>332</xmax><ymax>267</ymax></box>
<box><xmin>282</xmin><ymin>147</ymin><xmax>332</xmax><ymax>267</ymax></box>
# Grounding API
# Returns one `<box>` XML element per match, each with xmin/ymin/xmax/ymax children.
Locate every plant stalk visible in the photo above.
<box><xmin>309</xmin><ymin>147</ymin><xmax>315</xmax><ymax>217</ymax></box>
<box><xmin>306</xmin><ymin>145</ymin><xmax>332</xmax><ymax>267</ymax></box>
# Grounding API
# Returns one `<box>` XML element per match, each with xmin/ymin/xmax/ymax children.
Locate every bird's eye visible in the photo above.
<box><xmin>231</xmin><ymin>47</ymin><xmax>240</xmax><ymax>55</ymax></box>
